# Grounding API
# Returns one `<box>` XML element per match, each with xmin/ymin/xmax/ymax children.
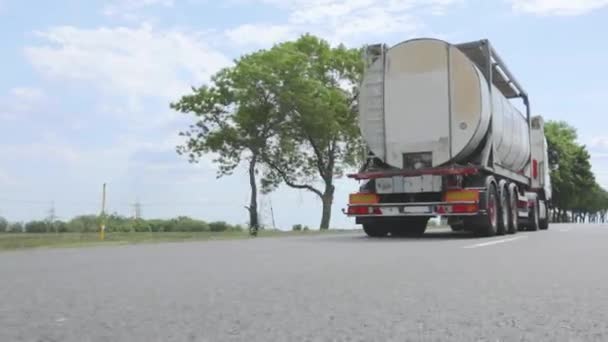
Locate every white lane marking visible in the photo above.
<box><xmin>463</xmin><ymin>235</ymin><xmax>527</xmax><ymax>249</ymax></box>
<box><xmin>559</xmin><ymin>228</ymin><xmax>571</xmax><ymax>232</ymax></box>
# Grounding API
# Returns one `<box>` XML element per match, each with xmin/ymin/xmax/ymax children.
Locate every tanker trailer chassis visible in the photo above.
<box><xmin>344</xmin><ymin>38</ymin><xmax>551</xmax><ymax>237</ymax></box>
<box><xmin>344</xmin><ymin>163</ymin><xmax>547</xmax><ymax>237</ymax></box>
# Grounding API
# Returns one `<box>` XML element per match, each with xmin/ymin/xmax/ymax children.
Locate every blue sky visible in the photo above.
<box><xmin>1</xmin><ymin>0</ymin><xmax>607</xmax><ymax>228</ymax></box>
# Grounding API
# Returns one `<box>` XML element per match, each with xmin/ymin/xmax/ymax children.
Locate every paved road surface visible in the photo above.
<box><xmin>2</xmin><ymin>224</ymin><xmax>608</xmax><ymax>341</ymax></box>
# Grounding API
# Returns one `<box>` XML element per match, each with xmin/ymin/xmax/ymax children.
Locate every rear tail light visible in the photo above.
<box><xmin>347</xmin><ymin>192</ymin><xmax>381</xmax><ymax>216</ymax></box>
<box><xmin>443</xmin><ymin>189</ymin><xmax>479</xmax><ymax>202</ymax></box>
<box><xmin>347</xmin><ymin>206</ymin><xmax>381</xmax><ymax>215</ymax></box>
<box><xmin>437</xmin><ymin>204</ymin><xmax>478</xmax><ymax>214</ymax></box>
<box><xmin>452</xmin><ymin>204</ymin><xmax>478</xmax><ymax>213</ymax></box>
<box><xmin>349</xmin><ymin>193</ymin><xmax>379</xmax><ymax>204</ymax></box>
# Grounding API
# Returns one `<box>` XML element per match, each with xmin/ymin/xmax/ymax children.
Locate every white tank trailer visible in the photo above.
<box><xmin>345</xmin><ymin>38</ymin><xmax>552</xmax><ymax>238</ymax></box>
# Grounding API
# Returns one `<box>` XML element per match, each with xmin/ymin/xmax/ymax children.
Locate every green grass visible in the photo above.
<box><xmin>0</xmin><ymin>229</ymin><xmax>355</xmax><ymax>252</ymax></box>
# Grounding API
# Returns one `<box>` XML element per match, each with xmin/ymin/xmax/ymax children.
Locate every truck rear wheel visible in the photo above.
<box><xmin>450</xmin><ymin>224</ymin><xmax>464</xmax><ymax>232</ymax></box>
<box><xmin>497</xmin><ymin>182</ymin><xmax>509</xmax><ymax>236</ymax></box>
<box><xmin>528</xmin><ymin>200</ymin><xmax>540</xmax><ymax>231</ymax></box>
<box><xmin>477</xmin><ymin>177</ymin><xmax>498</xmax><ymax>237</ymax></box>
<box><xmin>539</xmin><ymin>201</ymin><xmax>549</xmax><ymax>230</ymax></box>
<box><xmin>363</xmin><ymin>223</ymin><xmax>389</xmax><ymax>238</ymax></box>
<box><xmin>539</xmin><ymin>215</ymin><xmax>549</xmax><ymax>230</ymax></box>
<box><xmin>507</xmin><ymin>184</ymin><xmax>518</xmax><ymax>234</ymax></box>
<box><xmin>391</xmin><ymin>217</ymin><xmax>429</xmax><ymax>237</ymax></box>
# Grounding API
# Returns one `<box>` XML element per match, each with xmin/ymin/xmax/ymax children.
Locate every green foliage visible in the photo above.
<box><xmin>55</xmin><ymin>221</ymin><xmax>69</xmax><ymax>233</ymax></box>
<box><xmin>133</xmin><ymin>219</ymin><xmax>151</xmax><ymax>232</ymax></box>
<box><xmin>0</xmin><ymin>217</ymin><xmax>7</xmax><ymax>232</ymax></box>
<box><xmin>255</xmin><ymin>35</ymin><xmax>364</xmax><ymax>229</ymax></box>
<box><xmin>545</xmin><ymin>120</ymin><xmax>608</xmax><ymax>221</ymax></box>
<box><xmin>292</xmin><ymin>224</ymin><xmax>310</xmax><ymax>231</ymax></box>
<box><xmin>171</xmin><ymin>41</ymin><xmax>296</xmax><ymax>233</ymax></box>
<box><xmin>4</xmin><ymin>215</ymin><xmax>244</xmax><ymax>234</ymax></box>
<box><xmin>173</xmin><ymin>216</ymin><xmax>209</xmax><ymax>232</ymax></box>
<box><xmin>209</xmin><ymin>221</ymin><xmax>230</xmax><ymax>232</ymax></box>
<box><xmin>68</xmin><ymin>215</ymin><xmax>99</xmax><ymax>233</ymax></box>
<box><xmin>172</xmin><ymin>34</ymin><xmax>364</xmax><ymax>231</ymax></box>
<box><xmin>25</xmin><ymin>220</ymin><xmax>49</xmax><ymax>233</ymax></box>
<box><xmin>8</xmin><ymin>222</ymin><xmax>24</xmax><ymax>233</ymax></box>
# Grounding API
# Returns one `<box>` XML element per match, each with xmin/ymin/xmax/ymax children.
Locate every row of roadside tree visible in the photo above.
<box><xmin>545</xmin><ymin>121</ymin><xmax>608</xmax><ymax>223</ymax></box>
<box><xmin>0</xmin><ymin>215</ymin><xmax>243</xmax><ymax>233</ymax></box>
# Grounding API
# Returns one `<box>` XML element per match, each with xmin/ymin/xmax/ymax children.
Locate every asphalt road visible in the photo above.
<box><xmin>2</xmin><ymin>224</ymin><xmax>608</xmax><ymax>342</ymax></box>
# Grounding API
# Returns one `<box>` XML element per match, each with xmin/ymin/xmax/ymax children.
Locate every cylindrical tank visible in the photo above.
<box><xmin>359</xmin><ymin>38</ymin><xmax>530</xmax><ymax>172</ymax></box>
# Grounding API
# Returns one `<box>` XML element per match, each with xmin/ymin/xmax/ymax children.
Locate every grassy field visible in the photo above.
<box><xmin>0</xmin><ymin>229</ymin><xmax>356</xmax><ymax>252</ymax></box>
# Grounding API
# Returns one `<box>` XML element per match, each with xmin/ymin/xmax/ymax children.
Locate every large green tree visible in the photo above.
<box><xmin>171</xmin><ymin>48</ymin><xmax>286</xmax><ymax>235</ymax></box>
<box><xmin>261</xmin><ymin>35</ymin><xmax>364</xmax><ymax>229</ymax></box>
<box><xmin>173</xmin><ymin>34</ymin><xmax>364</xmax><ymax>231</ymax></box>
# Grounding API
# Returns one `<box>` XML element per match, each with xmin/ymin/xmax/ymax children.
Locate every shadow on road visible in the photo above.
<box><xmin>320</xmin><ymin>229</ymin><xmax>480</xmax><ymax>243</ymax></box>
<box><xmin>389</xmin><ymin>230</ymin><xmax>478</xmax><ymax>240</ymax></box>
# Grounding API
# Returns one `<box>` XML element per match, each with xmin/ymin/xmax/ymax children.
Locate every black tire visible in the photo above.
<box><xmin>476</xmin><ymin>181</ymin><xmax>498</xmax><ymax>237</ymax></box>
<box><xmin>497</xmin><ymin>183</ymin><xmax>509</xmax><ymax>236</ymax></box>
<box><xmin>528</xmin><ymin>200</ymin><xmax>540</xmax><ymax>231</ymax></box>
<box><xmin>390</xmin><ymin>217</ymin><xmax>429</xmax><ymax>237</ymax></box>
<box><xmin>539</xmin><ymin>202</ymin><xmax>549</xmax><ymax>230</ymax></box>
<box><xmin>363</xmin><ymin>223</ymin><xmax>389</xmax><ymax>237</ymax></box>
<box><xmin>450</xmin><ymin>224</ymin><xmax>464</xmax><ymax>232</ymax></box>
<box><xmin>507</xmin><ymin>184</ymin><xmax>519</xmax><ymax>234</ymax></box>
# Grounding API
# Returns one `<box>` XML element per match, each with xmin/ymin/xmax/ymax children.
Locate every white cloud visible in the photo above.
<box><xmin>590</xmin><ymin>137</ymin><xmax>608</xmax><ymax>153</ymax></box>
<box><xmin>0</xmin><ymin>142</ymin><xmax>82</xmax><ymax>164</ymax></box>
<box><xmin>103</xmin><ymin>0</ymin><xmax>175</xmax><ymax>20</ymax></box>
<box><xmin>25</xmin><ymin>24</ymin><xmax>231</xmax><ymax>101</ymax></box>
<box><xmin>510</xmin><ymin>0</ymin><xmax>608</xmax><ymax>15</ymax></box>
<box><xmin>0</xmin><ymin>87</ymin><xmax>46</xmax><ymax>120</ymax></box>
<box><xmin>0</xmin><ymin>170</ymin><xmax>18</xmax><ymax>187</ymax></box>
<box><xmin>225</xmin><ymin>24</ymin><xmax>294</xmax><ymax>47</ymax></box>
<box><xmin>224</xmin><ymin>0</ymin><xmax>460</xmax><ymax>47</ymax></box>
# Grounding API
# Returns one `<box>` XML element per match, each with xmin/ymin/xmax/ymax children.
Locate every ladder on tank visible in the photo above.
<box><xmin>360</xmin><ymin>44</ymin><xmax>387</xmax><ymax>171</ymax></box>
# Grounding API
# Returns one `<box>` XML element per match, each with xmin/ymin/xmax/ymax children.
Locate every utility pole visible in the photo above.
<box><xmin>269</xmin><ymin>197</ymin><xmax>276</xmax><ymax>230</ymax></box>
<box><xmin>133</xmin><ymin>199</ymin><xmax>142</xmax><ymax>220</ymax></box>
<box><xmin>100</xmin><ymin>183</ymin><xmax>106</xmax><ymax>240</ymax></box>
<box><xmin>47</xmin><ymin>201</ymin><xmax>56</xmax><ymax>233</ymax></box>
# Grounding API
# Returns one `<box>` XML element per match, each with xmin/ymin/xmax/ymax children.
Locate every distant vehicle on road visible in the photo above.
<box><xmin>345</xmin><ymin>38</ymin><xmax>552</xmax><ymax>237</ymax></box>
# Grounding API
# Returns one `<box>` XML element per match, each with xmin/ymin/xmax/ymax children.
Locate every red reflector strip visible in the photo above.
<box><xmin>437</xmin><ymin>204</ymin><xmax>478</xmax><ymax>214</ymax></box>
<box><xmin>347</xmin><ymin>206</ymin><xmax>381</xmax><ymax>215</ymax></box>
<box><xmin>532</xmin><ymin>159</ymin><xmax>538</xmax><ymax>179</ymax></box>
<box><xmin>452</xmin><ymin>204</ymin><xmax>478</xmax><ymax>213</ymax></box>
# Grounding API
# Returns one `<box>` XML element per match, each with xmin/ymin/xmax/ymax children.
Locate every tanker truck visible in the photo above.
<box><xmin>344</xmin><ymin>38</ymin><xmax>552</xmax><ymax>237</ymax></box>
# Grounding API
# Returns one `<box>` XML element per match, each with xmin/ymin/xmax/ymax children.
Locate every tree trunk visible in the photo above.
<box><xmin>247</xmin><ymin>156</ymin><xmax>259</xmax><ymax>236</ymax></box>
<box><xmin>319</xmin><ymin>182</ymin><xmax>335</xmax><ymax>230</ymax></box>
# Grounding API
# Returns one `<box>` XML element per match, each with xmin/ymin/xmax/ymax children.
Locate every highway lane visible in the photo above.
<box><xmin>2</xmin><ymin>224</ymin><xmax>608</xmax><ymax>341</ymax></box>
